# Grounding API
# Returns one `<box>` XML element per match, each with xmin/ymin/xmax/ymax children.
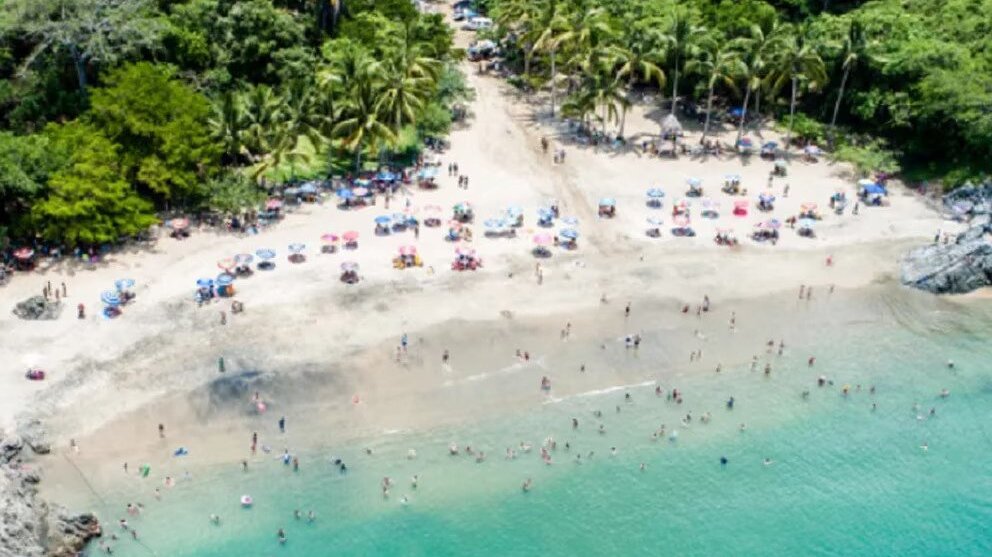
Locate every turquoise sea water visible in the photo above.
<box><xmin>81</xmin><ymin>288</ymin><xmax>992</xmax><ymax>556</ymax></box>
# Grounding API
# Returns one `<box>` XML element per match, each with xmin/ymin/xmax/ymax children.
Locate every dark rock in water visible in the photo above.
<box><xmin>902</xmin><ymin>213</ymin><xmax>992</xmax><ymax>294</ymax></box>
<box><xmin>12</xmin><ymin>296</ymin><xmax>62</xmax><ymax>320</ymax></box>
<box><xmin>16</xmin><ymin>417</ymin><xmax>51</xmax><ymax>455</ymax></box>
<box><xmin>0</xmin><ymin>426</ymin><xmax>101</xmax><ymax>557</ymax></box>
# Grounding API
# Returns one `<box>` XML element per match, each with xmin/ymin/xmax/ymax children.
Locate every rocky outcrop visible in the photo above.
<box><xmin>0</xmin><ymin>427</ymin><xmax>101</xmax><ymax>557</ymax></box>
<box><xmin>902</xmin><ymin>214</ymin><xmax>992</xmax><ymax>293</ymax></box>
<box><xmin>12</xmin><ymin>296</ymin><xmax>63</xmax><ymax>320</ymax></box>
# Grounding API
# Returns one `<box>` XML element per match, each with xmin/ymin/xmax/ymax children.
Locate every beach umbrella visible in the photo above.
<box><xmin>533</xmin><ymin>233</ymin><xmax>552</xmax><ymax>246</ymax></box>
<box><xmin>416</xmin><ymin>167</ymin><xmax>438</xmax><ymax>180</ymax></box>
<box><xmin>455</xmin><ymin>247</ymin><xmax>476</xmax><ymax>257</ymax></box>
<box><xmin>537</xmin><ymin>207</ymin><xmax>554</xmax><ymax>220</ymax></box>
<box><xmin>100</xmin><ymin>290</ymin><xmax>121</xmax><ymax>306</ymax></box>
<box><xmin>646</xmin><ymin>216</ymin><xmax>664</xmax><ymax>226</ymax></box>
<box><xmin>673</xmin><ymin>215</ymin><xmax>690</xmax><ymax>228</ymax></box>
<box><xmin>265</xmin><ymin>199</ymin><xmax>283</xmax><ymax>210</ymax></box>
<box><xmin>374</xmin><ymin>215</ymin><xmax>392</xmax><ymax>225</ymax></box>
<box><xmin>352</xmin><ymin>187</ymin><xmax>370</xmax><ymax>197</ymax></box>
<box><xmin>299</xmin><ymin>183</ymin><xmax>318</xmax><ymax>194</ymax></box>
<box><xmin>391</xmin><ymin>212</ymin><xmax>408</xmax><ymax>223</ymax></box>
<box><xmin>114</xmin><ymin>278</ymin><xmax>135</xmax><ymax>291</ymax></box>
<box><xmin>483</xmin><ymin>218</ymin><xmax>505</xmax><ymax>230</ymax></box>
<box><xmin>288</xmin><ymin>243</ymin><xmax>306</xmax><ymax>254</ymax></box>
<box><xmin>505</xmin><ymin>205</ymin><xmax>523</xmax><ymax>217</ymax></box>
<box><xmin>283</xmin><ymin>187</ymin><xmax>301</xmax><ymax>197</ymax></box>
<box><xmin>168</xmin><ymin>218</ymin><xmax>189</xmax><ymax>230</ymax></box>
<box><xmin>686</xmin><ymin>177</ymin><xmax>702</xmax><ymax>187</ymax></box>
<box><xmin>599</xmin><ymin>197</ymin><xmax>616</xmax><ymax>207</ymax></box>
<box><xmin>762</xmin><ymin>141</ymin><xmax>778</xmax><ymax>150</ymax></box>
<box><xmin>804</xmin><ymin>145</ymin><xmax>822</xmax><ymax>156</ymax></box>
<box><xmin>354</xmin><ymin>179</ymin><xmax>371</xmax><ymax>187</ymax></box>
<box><xmin>561</xmin><ymin>216</ymin><xmax>579</xmax><ymax>226</ymax></box>
<box><xmin>724</xmin><ymin>174</ymin><xmax>741</xmax><ymax>182</ymax></box>
<box><xmin>342</xmin><ymin>231</ymin><xmax>359</xmax><ymax>242</ymax></box>
<box><xmin>217</xmin><ymin>258</ymin><xmax>236</xmax><ymax>271</ymax></box>
<box><xmin>701</xmin><ymin>198</ymin><xmax>719</xmax><ymax>208</ymax></box>
<box><xmin>234</xmin><ymin>253</ymin><xmax>254</xmax><ymax>265</ymax></box>
<box><xmin>340</xmin><ymin>261</ymin><xmax>359</xmax><ymax>272</ymax></box>
<box><xmin>857</xmin><ymin>179</ymin><xmax>876</xmax><ymax>188</ymax></box>
<box><xmin>729</xmin><ymin>107</ymin><xmax>744</xmax><ymax>117</ymax></box>
<box><xmin>454</xmin><ymin>202</ymin><xmax>472</xmax><ymax>213</ymax></box>
<box><xmin>646</xmin><ymin>188</ymin><xmax>665</xmax><ymax>199</ymax></box>
<box><xmin>759</xmin><ymin>192</ymin><xmax>775</xmax><ymax>203</ymax></box>
<box><xmin>376</xmin><ymin>170</ymin><xmax>398</xmax><ymax>182</ymax></box>
<box><xmin>559</xmin><ymin>228</ymin><xmax>579</xmax><ymax>240</ymax></box>
<box><xmin>766</xmin><ymin>219</ymin><xmax>782</xmax><ymax>230</ymax></box>
<box><xmin>798</xmin><ymin>218</ymin><xmax>816</xmax><ymax>229</ymax></box>
<box><xmin>737</xmin><ymin>137</ymin><xmax>753</xmax><ymax>147</ymax></box>
<box><xmin>12</xmin><ymin>247</ymin><xmax>34</xmax><ymax>260</ymax></box>
<box><xmin>320</xmin><ymin>233</ymin><xmax>339</xmax><ymax>244</ymax></box>
<box><xmin>864</xmin><ymin>184</ymin><xmax>886</xmax><ymax>195</ymax></box>
<box><xmin>423</xmin><ymin>204</ymin><xmax>442</xmax><ymax>214</ymax></box>
<box><xmin>801</xmin><ymin>202</ymin><xmax>818</xmax><ymax>212</ymax></box>
<box><xmin>447</xmin><ymin>220</ymin><xmax>464</xmax><ymax>229</ymax></box>
<box><xmin>336</xmin><ymin>188</ymin><xmax>355</xmax><ymax>200</ymax></box>
<box><xmin>256</xmin><ymin>249</ymin><xmax>276</xmax><ymax>260</ymax></box>
<box><xmin>399</xmin><ymin>245</ymin><xmax>417</xmax><ymax>256</ymax></box>
<box><xmin>196</xmin><ymin>278</ymin><xmax>214</xmax><ymax>288</ymax></box>
<box><xmin>216</xmin><ymin>274</ymin><xmax>235</xmax><ymax>287</ymax></box>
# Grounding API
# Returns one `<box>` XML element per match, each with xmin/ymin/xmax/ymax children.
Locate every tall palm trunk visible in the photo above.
<box><xmin>753</xmin><ymin>87</ymin><xmax>761</xmax><ymax>132</ymax></box>
<box><xmin>619</xmin><ymin>104</ymin><xmax>628</xmax><ymax>137</ymax></box>
<box><xmin>523</xmin><ymin>43</ymin><xmax>532</xmax><ymax>79</ymax></box>
<box><xmin>785</xmin><ymin>75</ymin><xmax>797</xmax><ymax>150</ymax></box>
<box><xmin>670</xmin><ymin>57</ymin><xmax>680</xmax><ymax>114</ymax></box>
<box><xmin>828</xmin><ymin>64</ymin><xmax>851</xmax><ymax>143</ymax></box>
<box><xmin>736</xmin><ymin>84</ymin><xmax>751</xmax><ymax>143</ymax></box>
<box><xmin>701</xmin><ymin>80</ymin><xmax>715</xmax><ymax>140</ymax></box>
<box><xmin>69</xmin><ymin>44</ymin><xmax>87</xmax><ymax>95</ymax></box>
<box><xmin>549</xmin><ymin>47</ymin><xmax>557</xmax><ymax>118</ymax></box>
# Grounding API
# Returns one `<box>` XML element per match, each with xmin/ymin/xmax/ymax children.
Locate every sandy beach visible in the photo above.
<box><xmin>0</xmin><ymin>18</ymin><xmax>964</xmax><ymax>516</ymax></box>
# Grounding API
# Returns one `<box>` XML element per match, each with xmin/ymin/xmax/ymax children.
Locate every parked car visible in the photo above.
<box><xmin>464</xmin><ymin>16</ymin><xmax>493</xmax><ymax>31</ymax></box>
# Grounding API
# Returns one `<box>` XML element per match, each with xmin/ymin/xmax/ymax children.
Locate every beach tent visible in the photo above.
<box><xmin>662</xmin><ymin>113</ymin><xmax>682</xmax><ymax>135</ymax></box>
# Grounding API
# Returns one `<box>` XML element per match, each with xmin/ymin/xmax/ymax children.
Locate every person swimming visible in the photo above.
<box><xmin>726</xmin><ymin>396</ymin><xmax>735</xmax><ymax>409</ymax></box>
<box><xmin>720</xmin><ymin>456</ymin><xmax>728</xmax><ymax>465</ymax></box>
<box><xmin>210</xmin><ymin>514</ymin><xmax>220</xmax><ymax>524</ymax></box>
<box><xmin>277</xmin><ymin>528</ymin><xmax>287</xmax><ymax>544</ymax></box>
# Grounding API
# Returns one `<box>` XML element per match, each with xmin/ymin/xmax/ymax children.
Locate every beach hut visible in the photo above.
<box><xmin>661</xmin><ymin>113</ymin><xmax>683</xmax><ymax>140</ymax></box>
<box><xmin>736</xmin><ymin>137</ymin><xmax>755</xmax><ymax>156</ymax></box>
<box><xmin>598</xmin><ymin>198</ymin><xmax>617</xmax><ymax>218</ymax></box>
<box><xmin>417</xmin><ymin>167</ymin><xmax>439</xmax><ymax>189</ymax></box>
<box><xmin>803</xmin><ymin>145</ymin><xmax>823</xmax><ymax>162</ymax></box>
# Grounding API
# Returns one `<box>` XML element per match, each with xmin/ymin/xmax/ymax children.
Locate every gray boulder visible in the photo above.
<box><xmin>902</xmin><ymin>214</ymin><xmax>992</xmax><ymax>293</ymax></box>
<box><xmin>12</xmin><ymin>296</ymin><xmax>62</xmax><ymax>320</ymax></box>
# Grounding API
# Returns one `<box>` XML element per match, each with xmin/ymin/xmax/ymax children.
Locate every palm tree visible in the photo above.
<box><xmin>209</xmin><ymin>90</ymin><xmax>248</xmax><ymax>165</ymax></box>
<box><xmin>729</xmin><ymin>23</ymin><xmax>777</xmax><ymax>142</ymax></box>
<box><xmin>531</xmin><ymin>0</ymin><xmax>570</xmax><ymax>117</ymax></box>
<box><xmin>687</xmin><ymin>38</ymin><xmax>744</xmax><ymax>141</ymax></box>
<box><xmin>377</xmin><ymin>25</ymin><xmax>440</xmax><ymax>134</ymax></box>
<box><xmin>329</xmin><ymin>46</ymin><xmax>396</xmax><ymax>170</ymax></box>
<box><xmin>493</xmin><ymin>0</ymin><xmax>543</xmax><ymax>78</ymax></box>
<box><xmin>829</xmin><ymin>19</ymin><xmax>878</xmax><ymax>141</ymax></box>
<box><xmin>241</xmin><ymin>85</ymin><xmax>286</xmax><ymax>159</ymax></box>
<box><xmin>661</xmin><ymin>7</ymin><xmax>706</xmax><ymax>115</ymax></box>
<box><xmin>615</xmin><ymin>18</ymin><xmax>666</xmax><ymax>90</ymax></box>
<box><xmin>767</xmin><ymin>25</ymin><xmax>827</xmax><ymax>150</ymax></box>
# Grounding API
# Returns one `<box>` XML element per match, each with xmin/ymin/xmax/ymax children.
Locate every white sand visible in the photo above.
<box><xmin>0</xmin><ymin>20</ymin><xmax>958</xmax><ymax>461</ymax></box>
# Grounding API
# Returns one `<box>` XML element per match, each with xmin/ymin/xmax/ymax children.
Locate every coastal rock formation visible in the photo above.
<box><xmin>901</xmin><ymin>213</ymin><xmax>992</xmax><ymax>293</ymax></box>
<box><xmin>12</xmin><ymin>296</ymin><xmax>63</xmax><ymax>320</ymax></box>
<box><xmin>0</xmin><ymin>427</ymin><xmax>101</xmax><ymax>557</ymax></box>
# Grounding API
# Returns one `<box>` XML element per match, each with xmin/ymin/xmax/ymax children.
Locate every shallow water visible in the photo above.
<box><xmin>80</xmin><ymin>287</ymin><xmax>992</xmax><ymax>556</ymax></box>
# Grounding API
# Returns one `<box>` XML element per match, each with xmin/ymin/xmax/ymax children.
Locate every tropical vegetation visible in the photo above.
<box><xmin>0</xmin><ymin>0</ymin><xmax>470</xmax><ymax>247</ymax></box>
<box><xmin>489</xmin><ymin>0</ymin><xmax>991</xmax><ymax>184</ymax></box>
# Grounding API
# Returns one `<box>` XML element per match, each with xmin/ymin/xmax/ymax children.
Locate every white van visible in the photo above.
<box><xmin>464</xmin><ymin>17</ymin><xmax>493</xmax><ymax>31</ymax></box>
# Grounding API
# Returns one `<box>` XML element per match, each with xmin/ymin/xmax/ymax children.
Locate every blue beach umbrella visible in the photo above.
<box><xmin>538</xmin><ymin>208</ymin><xmax>554</xmax><ymax>219</ymax></box>
<box><xmin>288</xmin><ymin>243</ymin><xmax>306</xmax><ymax>254</ymax></box>
<box><xmin>646</xmin><ymin>188</ymin><xmax>665</xmax><ymax>199</ymax></box>
<box><xmin>505</xmin><ymin>205</ymin><xmax>523</xmax><ymax>217</ymax></box>
<box><xmin>759</xmin><ymin>193</ymin><xmax>776</xmax><ymax>203</ymax></box>
<box><xmin>216</xmin><ymin>274</ymin><xmax>234</xmax><ymax>287</ymax></box>
<box><xmin>686</xmin><ymin>177</ymin><xmax>702</xmax><ymax>187</ymax></box>
<box><xmin>798</xmin><ymin>218</ymin><xmax>816</xmax><ymax>229</ymax></box>
<box><xmin>560</xmin><ymin>228</ymin><xmax>579</xmax><ymax>240</ymax></box>
<box><xmin>762</xmin><ymin>141</ymin><xmax>778</xmax><ymax>150</ymax></box>
<box><xmin>864</xmin><ymin>184</ymin><xmax>886</xmax><ymax>195</ymax></box>
<box><xmin>234</xmin><ymin>253</ymin><xmax>254</xmax><ymax>265</ymax></box>
<box><xmin>724</xmin><ymin>174</ymin><xmax>741</xmax><ymax>181</ymax></box>
<box><xmin>484</xmin><ymin>219</ymin><xmax>505</xmax><ymax>229</ymax></box>
<box><xmin>354</xmin><ymin>179</ymin><xmax>371</xmax><ymax>187</ymax></box>
<box><xmin>336</xmin><ymin>188</ymin><xmax>355</xmax><ymax>200</ymax></box>
<box><xmin>392</xmin><ymin>213</ymin><xmax>408</xmax><ymax>223</ymax></box>
<box><xmin>256</xmin><ymin>249</ymin><xmax>276</xmax><ymax>260</ymax></box>
<box><xmin>100</xmin><ymin>290</ymin><xmax>121</xmax><ymax>306</ymax></box>
<box><xmin>196</xmin><ymin>278</ymin><xmax>214</xmax><ymax>288</ymax></box>
<box><xmin>114</xmin><ymin>278</ymin><xmax>135</xmax><ymax>291</ymax></box>
<box><xmin>374</xmin><ymin>215</ymin><xmax>392</xmax><ymax>225</ymax></box>
<box><xmin>299</xmin><ymin>183</ymin><xmax>318</xmax><ymax>194</ymax></box>
<box><xmin>376</xmin><ymin>171</ymin><xmax>397</xmax><ymax>182</ymax></box>
<box><xmin>729</xmin><ymin>107</ymin><xmax>744</xmax><ymax>117</ymax></box>
<box><xmin>599</xmin><ymin>197</ymin><xmax>616</xmax><ymax>207</ymax></box>
<box><xmin>561</xmin><ymin>216</ymin><xmax>579</xmax><ymax>226</ymax></box>
<box><xmin>647</xmin><ymin>216</ymin><xmax>664</xmax><ymax>226</ymax></box>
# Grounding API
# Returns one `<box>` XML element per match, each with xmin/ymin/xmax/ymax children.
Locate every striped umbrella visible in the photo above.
<box><xmin>255</xmin><ymin>249</ymin><xmax>276</xmax><ymax>260</ymax></box>
<box><xmin>101</xmin><ymin>291</ymin><xmax>121</xmax><ymax>306</ymax></box>
<box><xmin>114</xmin><ymin>278</ymin><xmax>135</xmax><ymax>291</ymax></box>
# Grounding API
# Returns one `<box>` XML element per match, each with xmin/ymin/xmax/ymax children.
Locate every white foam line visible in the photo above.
<box><xmin>456</xmin><ymin>356</ymin><xmax>547</xmax><ymax>384</ymax></box>
<box><xmin>544</xmin><ymin>380</ymin><xmax>657</xmax><ymax>404</ymax></box>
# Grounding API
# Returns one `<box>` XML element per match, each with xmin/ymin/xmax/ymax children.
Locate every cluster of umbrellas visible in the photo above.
<box><xmin>101</xmin><ymin>278</ymin><xmax>135</xmax><ymax>310</ymax></box>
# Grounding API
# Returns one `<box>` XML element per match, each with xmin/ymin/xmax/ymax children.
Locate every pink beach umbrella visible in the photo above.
<box><xmin>352</xmin><ymin>187</ymin><xmax>369</xmax><ymax>197</ymax></box>
<box><xmin>455</xmin><ymin>247</ymin><xmax>476</xmax><ymax>257</ymax></box>
<box><xmin>320</xmin><ymin>233</ymin><xmax>340</xmax><ymax>243</ymax></box>
<box><xmin>341</xmin><ymin>261</ymin><xmax>359</xmax><ymax>272</ymax></box>
<box><xmin>533</xmin><ymin>233</ymin><xmax>552</xmax><ymax>246</ymax></box>
<box><xmin>673</xmin><ymin>215</ymin><xmax>690</xmax><ymax>228</ymax></box>
<box><xmin>217</xmin><ymin>257</ymin><xmax>236</xmax><ymax>271</ymax></box>
<box><xmin>399</xmin><ymin>245</ymin><xmax>417</xmax><ymax>256</ymax></box>
<box><xmin>265</xmin><ymin>199</ymin><xmax>283</xmax><ymax>210</ymax></box>
<box><xmin>168</xmin><ymin>217</ymin><xmax>189</xmax><ymax>230</ymax></box>
<box><xmin>342</xmin><ymin>231</ymin><xmax>359</xmax><ymax>242</ymax></box>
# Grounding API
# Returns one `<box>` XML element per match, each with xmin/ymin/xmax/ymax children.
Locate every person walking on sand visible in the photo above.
<box><xmin>279</xmin><ymin>416</ymin><xmax>286</xmax><ymax>433</ymax></box>
<box><xmin>625</xmin><ymin>302</ymin><xmax>631</xmax><ymax>319</ymax></box>
<box><xmin>442</xmin><ymin>350</ymin><xmax>450</xmax><ymax>364</ymax></box>
<box><xmin>218</xmin><ymin>356</ymin><xmax>225</xmax><ymax>373</ymax></box>
<box><xmin>158</xmin><ymin>424</ymin><xmax>165</xmax><ymax>438</ymax></box>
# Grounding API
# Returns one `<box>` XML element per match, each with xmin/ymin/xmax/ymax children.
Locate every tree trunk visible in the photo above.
<box><xmin>523</xmin><ymin>43</ymin><xmax>532</xmax><ymax>80</ymax></box>
<box><xmin>702</xmin><ymin>80</ymin><xmax>715</xmax><ymax>140</ymax></box>
<box><xmin>736</xmin><ymin>83</ymin><xmax>751</xmax><ymax>143</ymax></box>
<box><xmin>829</xmin><ymin>64</ymin><xmax>851</xmax><ymax>144</ymax></box>
<box><xmin>785</xmin><ymin>76</ymin><xmax>797</xmax><ymax>151</ymax></box>
<box><xmin>550</xmin><ymin>47</ymin><xmax>557</xmax><ymax>118</ymax></box>
<box><xmin>69</xmin><ymin>45</ymin><xmax>87</xmax><ymax>96</ymax></box>
<box><xmin>619</xmin><ymin>104</ymin><xmax>627</xmax><ymax>137</ymax></box>
<box><xmin>670</xmin><ymin>59</ymin><xmax>679</xmax><ymax>114</ymax></box>
<box><xmin>332</xmin><ymin>1</ymin><xmax>342</xmax><ymax>33</ymax></box>
<box><xmin>354</xmin><ymin>147</ymin><xmax>362</xmax><ymax>172</ymax></box>
<box><xmin>753</xmin><ymin>87</ymin><xmax>761</xmax><ymax>132</ymax></box>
